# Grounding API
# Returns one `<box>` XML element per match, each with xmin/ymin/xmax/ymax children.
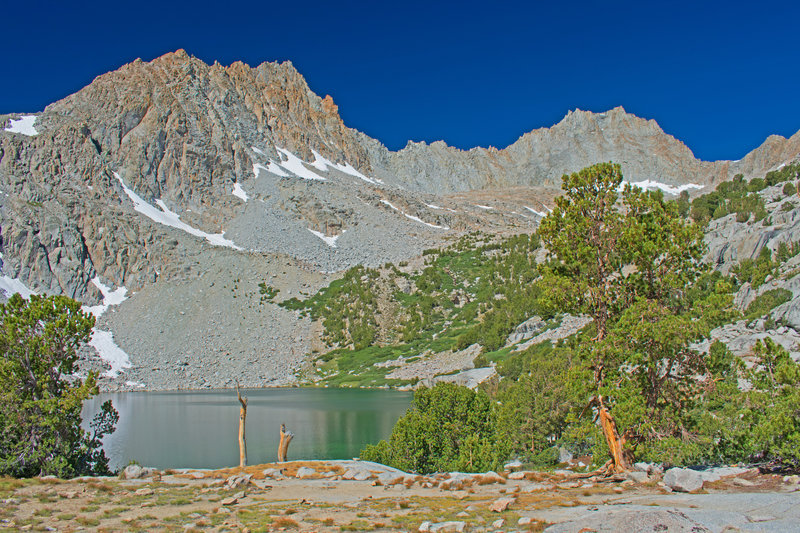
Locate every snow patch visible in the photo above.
<box><xmin>475</xmin><ymin>204</ymin><xmax>494</xmax><ymax>210</ymax></box>
<box><xmin>82</xmin><ymin>277</ymin><xmax>127</xmax><ymax>318</ymax></box>
<box><xmin>426</xmin><ymin>203</ymin><xmax>443</xmax><ymax>210</ymax></box>
<box><xmin>89</xmin><ymin>330</ymin><xmax>131</xmax><ymax>378</ymax></box>
<box><xmin>81</xmin><ymin>277</ymin><xmax>132</xmax><ymax>378</ymax></box>
<box><xmin>310</xmin><ymin>150</ymin><xmax>333</xmax><ymax>171</ymax></box>
<box><xmin>115</xmin><ymin>172</ymin><xmax>242</xmax><ymax>250</ymax></box>
<box><xmin>275</xmin><ymin>147</ymin><xmax>327</xmax><ymax>181</ymax></box>
<box><xmin>232</xmin><ymin>182</ymin><xmax>248</xmax><ymax>202</ymax></box>
<box><xmin>404</xmin><ymin>213</ymin><xmax>449</xmax><ymax>230</ymax></box>
<box><xmin>524</xmin><ymin>206</ymin><xmax>547</xmax><ymax>217</ymax></box>
<box><xmin>308</xmin><ymin>229</ymin><xmax>341</xmax><ymax>248</ymax></box>
<box><xmin>253</xmin><ymin>161</ymin><xmax>289</xmax><ymax>178</ymax></box>
<box><xmin>623</xmin><ymin>180</ymin><xmax>704</xmax><ymax>196</ymax></box>
<box><xmin>5</xmin><ymin>115</ymin><xmax>38</xmax><ymax>136</ymax></box>
<box><xmin>0</xmin><ymin>275</ymin><xmax>36</xmax><ymax>299</ymax></box>
<box><xmin>310</xmin><ymin>149</ymin><xmax>379</xmax><ymax>184</ymax></box>
<box><xmin>380</xmin><ymin>200</ymin><xmax>449</xmax><ymax>230</ymax></box>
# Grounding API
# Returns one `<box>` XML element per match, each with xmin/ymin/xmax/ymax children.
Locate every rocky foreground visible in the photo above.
<box><xmin>2</xmin><ymin>460</ymin><xmax>798</xmax><ymax>532</ymax></box>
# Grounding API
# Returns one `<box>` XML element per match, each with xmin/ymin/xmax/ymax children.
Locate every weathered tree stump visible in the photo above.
<box><xmin>236</xmin><ymin>382</ymin><xmax>247</xmax><ymax>468</ymax></box>
<box><xmin>278</xmin><ymin>423</ymin><xmax>294</xmax><ymax>462</ymax></box>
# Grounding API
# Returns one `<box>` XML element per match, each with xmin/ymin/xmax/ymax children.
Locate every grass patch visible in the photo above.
<box><xmin>272</xmin><ymin>517</ymin><xmax>299</xmax><ymax>529</ymax></box>
<box><xmin>76</xmin><ymin>516</ymin><xmax>100</xmax><ymax>527</ymax></box>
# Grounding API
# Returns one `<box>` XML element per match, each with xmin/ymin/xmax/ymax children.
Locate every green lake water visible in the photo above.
<box><xmin>82</xmin><ymin>388</ymin><xmax>412</xmax><ymax>470</ymax></box>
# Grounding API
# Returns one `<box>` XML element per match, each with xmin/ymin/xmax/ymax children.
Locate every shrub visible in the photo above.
<box><xmin>745</xmin><ymin>288</ymin><xmax>792</xmax><ymax>321</ymax></box>
<box><xmin>360</xmin><ymin>383</ymin><xmax>508</xmax><ymax>473</ymax></box>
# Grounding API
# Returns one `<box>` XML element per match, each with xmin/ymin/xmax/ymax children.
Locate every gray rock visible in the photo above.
<box><xmin>507</xmin><ymin>316</ymin><xmax>546</xmax><ymax>343</ymax></box>
<box><xmin>663</xmin><ymin>467</ymin><xmax>704</xmax><ymax>492</ymax></box>
<box><xmin>225</xmin><ymin>474</ymin><xmax>252</xmax><ymax>488</ymax></box>
<box><xmin>627</xmin><ymin>471</ymin><xmax>650</xmax><ymax>484</ymax></box>
<box><xmin>220</xmin><ymin>491</ymin><xmax>245</xmax><ymax>506</ymax></box>
<box><xmin>377</xmin><ymin>472</ymin><xmax>404</xmax><ymax>485</ymax></box>
<box><xmin>429</xmin><ymin>521</ymin><xmax>466</xmax><ymax>533</ymax></box>
<box><xmin>490</xmin><ymin>497</ymin><xmax>515</xmax><ymax>512</ymax></box>
<box><xmin>342</xmin><ymin>468</ymin><xmax>373</xmax><ymax>481</ymax></box>
<box><xmin>120</xmin><ymin>464</ymin><xmax>155</xmax><ymax>479</ymax></box>
<box><xmin>121</xmin><ymin>464</ymin><xmax>143</xmax><ymax>479</ymax></box>
<box><xmin>558</xmin><ymin>447</ymin><xmax>573</xmax><ymax>463</ymax></box>
<box><xmin>295</xmin><ymin>466</ymin><xmax>316</xmax><ymax>479</ymax></box>
<box><xmin>544</xmin><ymin>509</ymin><xmax>713</xmax><ymax>532</ymax></box>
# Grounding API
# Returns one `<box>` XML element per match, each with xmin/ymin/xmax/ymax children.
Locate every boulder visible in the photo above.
<box><xmin>627</xmin><ymin>471</ymin><xmax>649</xmax><ymax>484</ymax></box>
<box><xmin>429</xmin><ymin>521</ymin><xmax>466</xmax><ymax>532</ymax></box>
<box><xmin>221</xmin><ymin>491</ymin><xmax>245</xmax><ymax>506</ymax></box>
<box><xmin>121</xmin><ymin>464</ymin><xmax>156</xmax><ymax>479</ymax></box>
<box><xmin>225</xmin><ymin>474</ymin><xmax>252</xmax><ymax>488</ymax></box>
<box><xmin>663</xmin><ymin>467</ymin><xmax>704</xmax><ymax>492</ymax></box>
<box><xmin>507</xmin><ymin>316</ymin><xmax>546</xmax><ymax>343</ymax></box>
<box><xmin>295</xmin><ymin>467</ymin><xmax>316</xmax><ymax>479</ymax></box>
<box><xmin>558</xmin><ymin>447</ymin><xmax>573</xmax><ymax>463</ymax></box>
<box><xmin>489</xmin><ymin>497</ymin><xmax>515</xmax><ymax>512</ymax></box>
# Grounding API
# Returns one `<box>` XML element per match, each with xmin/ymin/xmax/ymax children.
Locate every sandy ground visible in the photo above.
<box><xmin>1</xmin><ymin>461</ymin><xmax>799</xmax><ymax>532</ymax></box>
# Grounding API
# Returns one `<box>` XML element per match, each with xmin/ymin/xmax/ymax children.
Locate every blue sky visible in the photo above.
<box><xmin>2</xmin><ymin>0</ymin><xmax>798</xmax><ymax>161</ymax></box>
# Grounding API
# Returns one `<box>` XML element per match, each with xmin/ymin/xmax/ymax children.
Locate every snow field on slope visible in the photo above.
<box><xmin>380</xmin><ymin>200</ymin><xmax>449</xmax><ymax>230</ymax></box>
<box><xmin>4</xmin><ymin>115</ymin><xmax>38</xmax><ymax>136</ymax></box>
<box><xmin>624</xmin><ymin>180</ymin><xmax>704</xmax><ymax>195</ymax></box>
<box><xmin>115</xmin><ymin>172</ymin><xmax>242</xmax><ymax>250</ymax></box>
<box><xmin>308</xmin><ymin>228</ymin><xmax>341</xmax><ymax>248</ymax></box>
<box><xmin>82</xmin><ymin>277</ymin><xmax>132</xmax><ymax>378</ymax></box>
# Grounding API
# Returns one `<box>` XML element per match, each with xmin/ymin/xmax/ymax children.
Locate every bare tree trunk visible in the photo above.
<box><xmin>236</xmin><ymin>383</ymin><xmax>247</xmax><ymax>469</ymax></box>
<box><xmin>278</xmin><ymin>423</ymin><xmax>294</xmax><ymax>462</ymax></box>
<box><xmin>597</xmin><ymin>396</ymin><xmax>628</xmax><ymax>473</ymax></box>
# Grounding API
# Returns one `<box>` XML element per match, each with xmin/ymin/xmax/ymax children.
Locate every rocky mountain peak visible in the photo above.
<box><xmin>2</xmin><ymin>51</ymin><xmax>800</xmax><ymax>389</ymax></box>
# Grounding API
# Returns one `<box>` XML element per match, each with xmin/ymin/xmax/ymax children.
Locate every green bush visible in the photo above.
<box><xmin>360</xmin><ymin>383</ymin><xmax>508</xmax><ymax>473</ymax></box>
<box><xmin>731</xmin><ymin>247</ymin><xmax>778</xmax><ymax>289</ymax></box>
<box><xmin>745</xmin><ymin>288</ymin><xmax>792</xmax><ymax>321</ymax></box>
<box><xmin>783</xmin><ymin>182</ymin><xmax>796</xmax><ymax>196</ymax></box>
<box><xmin>692</xmin><ymin>339</ymin><xmax>800</xmax><ymax>468</ymax></box>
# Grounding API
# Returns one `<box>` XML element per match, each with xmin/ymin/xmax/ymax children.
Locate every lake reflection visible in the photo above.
<box><xmin>82</xmin><ymin>388</ymin><xmax>412</xmax><ymax>470</ymax></box>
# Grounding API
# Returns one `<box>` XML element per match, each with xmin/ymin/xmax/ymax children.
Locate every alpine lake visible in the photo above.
<box><xmin>82</xmin><ymin>388</ymin><xmax>412</xmax><ymax>470</ymax></box>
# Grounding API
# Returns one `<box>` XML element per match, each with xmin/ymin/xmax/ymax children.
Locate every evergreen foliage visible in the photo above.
<box><xmin>0</xmin><ymin>294</ymin><xmax>117</xmax><ymax>478</ymax></box>
<box><xmin>692</xmin><ymin>339</ymin><xmax>800</xmax><ymax>468</ymax></box>
<box><xmin>360</xmin><ymin>383</ymin><xmax>508</xmax><ymax>474</ymax></box>
<box><xmin>744</xmin><ymin>288</ymin><xmax>792</xmax><ymax>321</ymax></box>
